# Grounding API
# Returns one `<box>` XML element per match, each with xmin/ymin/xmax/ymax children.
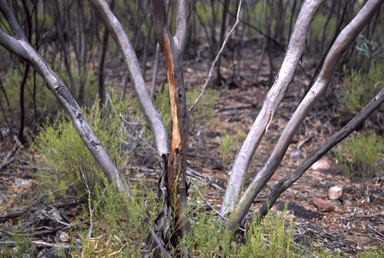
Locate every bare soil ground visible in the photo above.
<box><xmin>1</xmin><ymin>43</ymin><xmax>383</xmax><ymax>257</ymax></box>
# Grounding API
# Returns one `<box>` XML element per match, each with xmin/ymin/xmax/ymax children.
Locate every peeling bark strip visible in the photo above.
<box><xmin>162</xmin><ymin>33</ymin><xmax>184</xmax><ymax>243</ymax></box>
<box><xmin>151</xmin><ymin>0</ymin><xmax>189</xmax><ymax>250</ymax></box>
<box><xmin>162</xmin><ymin>35</ymin><xmax>181</xmax><ymax>156</ymax></box>
<box><xmin>161</xmin><ymin>26</ymin><xmax>188</xmax><ymax>249</ymax></box>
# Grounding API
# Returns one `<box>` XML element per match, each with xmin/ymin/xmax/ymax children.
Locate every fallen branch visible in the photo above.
<box><xmin>0</xmin><ymin>224</ymin><xmax>78</xmax><ymax>237</ymax></box>
<box><xmin>0</xmin><ymin>240</ymin><xmax>71</xmax><ymax>249</ymax></box>
<box><xmin>186</xmin><ymin>167</ymin><xmax>225</xmax><ymax>192</ymax></box>
<box><xmin>0</xmin><ymin>135</ymin><xmax>22</xmax><ymax>170</ymax></box>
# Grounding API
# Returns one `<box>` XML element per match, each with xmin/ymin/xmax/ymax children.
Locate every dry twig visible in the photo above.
<box><xmin>0</xmin><ymin>135</ymin><xmax>22</xmax><ymax>170</ymax></box>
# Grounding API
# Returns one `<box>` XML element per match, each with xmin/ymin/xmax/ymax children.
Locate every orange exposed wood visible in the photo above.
<box><xmin>161</xmin><ymin>32</ymin><xmax>182</xmax><ymax>157</ymax></box>
<box><xmin>161</xmin><ymin>30</ymin><xmax>185</xmax><ymax>243</ymax></box>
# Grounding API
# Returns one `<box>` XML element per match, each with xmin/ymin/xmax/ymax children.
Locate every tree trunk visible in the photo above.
<box><xmin>151</xmin><ymin>0</ymin><xmax>189</xmax><ymax>250</ymax></box>
<box><xmin>220</xmin><ymin>0</ymin><xmax>324</xmax><ymax>220</ymax></box>
<box><xmin>226</xmin><ymin>0</ymin><xmax>384</xmax><ymax>230</ymax></box>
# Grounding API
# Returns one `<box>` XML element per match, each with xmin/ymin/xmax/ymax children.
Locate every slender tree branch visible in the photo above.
<box><xmin>220</xmin><ymin>0</ymin><xmax>324</xmax><ymax>219</ymax></box>
<box><xmin>258</xmin><ymin>86</ymin><xmax>384</xmax><ymax>218</ymax></box>
<box><xmin>0</xmin><ymin>1</ymin><xmax>26</xmax><ymax>40</ymax></box>
<box><xmin>89</xmin><ymin>0</ymin><xmax>169</xmax><ymax>156</ymax></box>
<box><xmin>174</xmin><ymin>0</ymin><xmax>187</xmax><ymax>51</ymax></box>
<box><xmin>189</xmin><ymin>0</ymin><xmax>242</xmax><ymax>113</ymax></box>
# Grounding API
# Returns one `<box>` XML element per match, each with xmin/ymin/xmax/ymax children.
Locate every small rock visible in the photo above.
<box><xmin>290</xmin><ymin>149</ymin><xmax>303</xmax><ymax>160</ymax></box>
<box><xmin>56</xmin><ymin>230</ymin><xmax>70</xmax><ymax>242</ymax></box>
<box><xmin>328</xmin><ymin>186</ymin><xmax>343</xmax><ymax>200</ymax></box>
<box><xmin>312</xmin><ymin>198</ymin><xmax>335</xmax><ymax>212</ymax></box>
<box><xmin>311</xmin><ymin>157</ymin><xmax>331</xmax><ymax>171</ymax></box>
<box><xmin>14</xmin><ymin>178</ymin><xmax>32</xmax><ymax>187</ymax></box>
<box><xmin>194</xmin><ymin>130</ymin><xmax>201</xmax><ymax>140</ymax></box>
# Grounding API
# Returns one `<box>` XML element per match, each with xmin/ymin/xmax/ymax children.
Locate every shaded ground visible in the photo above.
<box><xmin>1</xmin><ymin>42</ymin><xmax>384</xmax><ymax>256</ymax></box>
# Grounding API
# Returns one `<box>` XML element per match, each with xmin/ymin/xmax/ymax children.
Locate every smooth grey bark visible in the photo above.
<box><xmin>220</xmin><ymin>0</ymin><xmax>324</xmax><ymax>218</ymax></box>
<box><xmin>258</xmin><ymin>87</ymin><xmax>384</xmax><ymax>218</ymax></box>
<box><xmin>0</xmin><ymin>0</ymin><xmax>129</xmax><ymax>194</ymax></box>
<box><xmin>226</xmin><ymin>0</ymin><xmax>384</xmax><ymax>229</ymax></box>
<box><xmin>88</xmin><ymin>0</ymin><xmax>169</xmax><ymax>156</ymax></box>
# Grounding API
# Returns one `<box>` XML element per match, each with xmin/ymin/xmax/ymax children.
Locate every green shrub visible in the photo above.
<box><xmin>0</xmin><ymin>68</ymin><xmax>58</xmax><ymax>127</ymax></box>
<box><xmin>74</xmin><ymin>182</ymin><xmax>157</xmax><ymax>257</ymax></box>
<box><xmin>340</xmin><ymin>63</ymin><xmax>383</xmax><ymax>115</ymax></box>
<box><xmin>179</xmin><ymin>207</ymin><xmax>298</xmax><ymax>257</ymax></box>
<box><xmin>358</xmin><ymin>248</ymin><xmax>384</xmax><ymax>258</ymax></box>
<box><xmin>219</xmin><ymin>130</ymin><xmax>245</xmax><ymax>157</ymax></box>
<box><xmin>30</xmin><ymin>92</ymin><xmax>133</xmax><ymax>200</ymax></box>
<box><xmin>186</xmin><ymin>86</ymin><xmax>218</xmax><ymax>119</ymax></box>
<box><xmin>309</xmin><ymin>13</ymin><xmax>337</xmax><ymax>49</ymax></box>
<box><xmin>355</xmin><ymin>34</ymin><xmax>384</xmax><ymax>71</ymax></box>
<box><xmin>334</xmin><ymin>131</ymin><xmax>383</xmax><ymax>182</ymax></box>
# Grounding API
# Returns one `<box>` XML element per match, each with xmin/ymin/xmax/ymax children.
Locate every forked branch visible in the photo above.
<box><xmin>220</xmin><ymin>0</ymin><xmax>324</xmax><ymax>218</ymax></box>
<box><xmin>226</xmin><ymin>0</ymin><xmax>384</xmax><ymax>229</ymax></box>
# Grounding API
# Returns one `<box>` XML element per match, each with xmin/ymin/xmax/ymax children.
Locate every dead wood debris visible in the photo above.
<box><xmin>0</xmin><ymin>135</ymin><xmax>22</xmax><ymax>170</ymax></box>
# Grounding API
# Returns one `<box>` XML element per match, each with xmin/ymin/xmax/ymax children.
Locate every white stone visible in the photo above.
<box><xmin>311</xmin><ymin>157</ymin><xmax>331</xmax><ymax>170</ymax></box>
<box><xmin>328</xmin><ymin>186</ymin><xmax>343</xmax><ymax>200</ymax></box>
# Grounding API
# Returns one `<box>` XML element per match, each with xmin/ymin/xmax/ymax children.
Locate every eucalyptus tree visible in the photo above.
<box><xmin>0</xmin><ymin>0</ymin><xmax>383</xmax><ymax>256</ymax></box>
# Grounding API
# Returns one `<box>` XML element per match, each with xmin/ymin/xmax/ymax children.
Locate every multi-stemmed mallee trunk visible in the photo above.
<box><xmin>90</xmin><ymin>0</ymin><xmax>190</xmax><ymax>250</ymax></box>
<box><xmin>1</xmin><ymin>0</ymin><xmax>384</xmax><ymax>256</ymax></box>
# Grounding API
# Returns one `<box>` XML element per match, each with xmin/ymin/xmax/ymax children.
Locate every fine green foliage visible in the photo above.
<box><xmin>355</xmin><ymin>34</ymin><xmax>384</xmax><ymax>71</ymax></box>
<box><xmin>219</xmin><ymin>130</ymin><xmax>245</xmax><ymax>157</ymax></box>
<box><xmin>340</xmin><ymin>63</ymin><xmax>383</xmax><ymax>114</ymax></box>
<box><xmin>154</xmin><ymin>84</ymin><xmax>172</xmax><ymax>135</ymax></box>
<box><xmin>154</xmin><ymin>84</ymin><xmax>218</xmax><ymax>135</ymax></box>
<box><xmin>309</xmin><ymin>13</ymin><xmax>337</xmax><ymax>46</ymax></box>
<box><xmin>186</xmin><ymin>87</ymin><xmax>218</xmax><ymax>119</ymax></box>
<box><xmin>1</xmin><ymin>69</ymin><xmax>58</xmax><ymax>126</ymax></box>
<box><xmin>3</xmin><ymin>234</ymin><xmax>35</xmax><ymax>258</ymax></box>
<box><xmin>179</xmin><ymin>206</ymin><xmax>299</xmax><ymax>257</ymax></box>
<box><xmin>239</xmin><ymin>213</ymin><xmax>298</xmax><ymax>258</ymax></box>
<box><xmin>219</xmin><ymin>133</ymin><xmax>233</xmax><ymax>156</ymax></box>
<box><xmin>334</xmin><ymin>131</ymin><xmax>383</xmax><ymax>182</ymax></box>
<box><xmin>0</xmin><ymin>65</ymin><xmax>98</xmax><ymax>130</ymax></box>
<box><xmin>73</xmin><ymin>183</ymin><xmax>157</xmax><ymax>257</ymax></box>
<box><xmin>358</xmin><ymin>248</ymin><xmax>384</xmax><ymax>258</ymax></box>
<box><xmin>30</xmin><ymin>93</ymin><xmax>132</xmax><ymax>200</ymax></box>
